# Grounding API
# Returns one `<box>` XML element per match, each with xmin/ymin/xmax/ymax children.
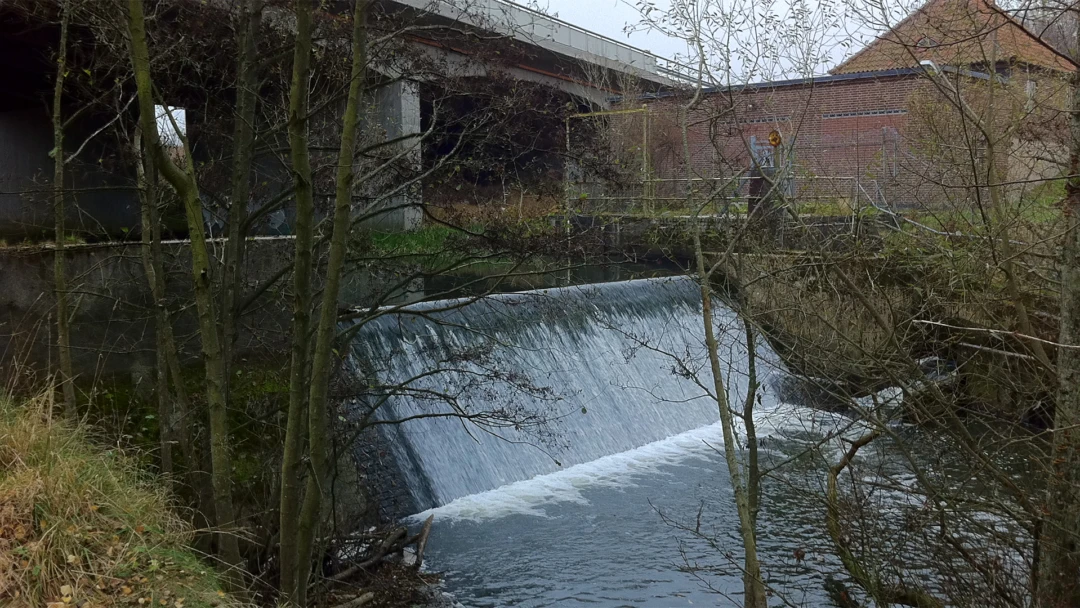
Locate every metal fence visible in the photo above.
<box><xmin>565</xmin><ymin>105</ymin><xmax>915</xmax><ymax>216</ymax></box>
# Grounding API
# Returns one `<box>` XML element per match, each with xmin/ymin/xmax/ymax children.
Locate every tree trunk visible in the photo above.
<box><xmin>123</xmin><ymin>0</ymin><xmax>242</xmax><ymax>574</ymax></box>
<box><xmin>135</xmin><ymin>130</ymin><xmax>198</xmax><ymax>506</ymax></box>
<box><xmin>52</xmin><ymin>0</ymin><xmax>76</xmax><ymax>417</ymax></box>
<box><xmin>980</xmin><ymin>78</ymin><xmax>1052</xmax><ymax>373</ymax></box>
<box><xmin>693</xmin><ymin>240</ymin><xmax>768</xmax><ymax>608</ymax></box>
<box><xmin>222</xmin><ymin>0</ymin><xmax>262</xmax><ymax>395</ymax></box>
<box><xmin>292</xmin><ymin>3</ymin><xmax>369</xmax><ymax>605</ymax></box>
<box><xmin>681</xmin><ymin>77</ymin><xmax>767</xmax><ymax>606</ymax></box>
<box><xmin>279</xmin><ymin>0</ymin><xmax>315</xmax><ymax>602</ymax></box>
<box><xmin>743</xmin><ymin>315</ymin><xmax>760</xmax><ymax>526</ymax></box>
<box><xmin>135</xmin><ymin>131</ymin><xmax>174</xmax><ymax>482</ymax></box>
<box><xmin>1038</xmin><ymin>16</ymin><xmax>1080</xmax><ymax>605</ymax></box>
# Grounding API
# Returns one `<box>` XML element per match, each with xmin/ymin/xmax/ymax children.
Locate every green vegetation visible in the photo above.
<box><xmin>0</xmin><ymin>394</ymin><xmax>248</xmax><ymax>608</ymax></box>
<box><xmin>364</xmin><ymin>222</ymin><xmax>556</xmax><ymax>276</ymax></box>
<box><xmin>369</xmin><ymin>224</ymin><xmax>457</xmax><ymax>256</ymax></box>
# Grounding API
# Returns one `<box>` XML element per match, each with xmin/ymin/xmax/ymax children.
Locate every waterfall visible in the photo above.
<box><xmin>344</xmin><ymin>275</ymin><xmax>783</xmax><ymax>515</ymax></box>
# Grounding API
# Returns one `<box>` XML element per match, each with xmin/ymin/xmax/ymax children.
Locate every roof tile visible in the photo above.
<box><xmin>831</xmin><ymin>0</ymin><xmax>1076</xmax><ymax>74</ymax></box>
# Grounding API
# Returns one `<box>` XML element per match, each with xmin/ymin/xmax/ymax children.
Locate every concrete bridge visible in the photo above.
<box><xmin>391</xmin><ymin>0</ymin><xmax>683</xmax><ymax>106</ymax></box>
<box><xmin>364</xmin><ymin>0</ymin><xmax>687</xmax><ymax>228</ymax></box>
<box><xmin>0</xmin><ymin>0</ymin><xmax>684</xmax><ymax>238</ymax></box>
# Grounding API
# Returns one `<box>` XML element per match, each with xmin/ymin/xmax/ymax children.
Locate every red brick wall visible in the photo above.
<box><xmin>640</xmin><ymin>74</ymin><xmax>928</xmax><ymax>207</ymax></box>
<box><xmin>603</xmin><ymin>69</ymin><xmax>1070</xmax><ymax>212</ymax></box>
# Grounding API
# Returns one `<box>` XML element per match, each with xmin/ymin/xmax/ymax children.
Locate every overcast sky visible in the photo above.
<box><xmin>537</xmin><ymin>0</ymin><xmax>692</xmax><ymax>62</ymax></box>
<box><xmin>530</xmin><ymin>0</ymin><xmax>892</xmax><ymax>75</ymax></box>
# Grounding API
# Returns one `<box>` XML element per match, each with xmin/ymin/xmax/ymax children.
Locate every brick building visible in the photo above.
<box><xmin>625</xmin><ymin>0</ymin><xmax>1077</xmax><ymax>211</ymax></box>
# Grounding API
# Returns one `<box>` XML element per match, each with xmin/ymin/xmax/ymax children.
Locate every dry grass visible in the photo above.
<box><xmin>0</xmin><ymin>392</ymin><xmax>247</xmax><ymax>608</ymax></box>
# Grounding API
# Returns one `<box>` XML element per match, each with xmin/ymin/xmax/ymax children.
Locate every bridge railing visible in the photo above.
<box><xmin>483</xmin><ymin>0</ymin><xmax>697</xmax><ymax>82</ymax></box>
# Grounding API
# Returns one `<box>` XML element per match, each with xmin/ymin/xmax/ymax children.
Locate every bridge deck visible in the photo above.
<box><xmin>392</xmin><ymin>0</ymin><xmax>686</xmax><ymax>86</ymax></box>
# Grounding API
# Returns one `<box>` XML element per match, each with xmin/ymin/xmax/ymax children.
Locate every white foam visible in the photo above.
<box><xmin>407</xmin><ymin>422</ymin><xmax>724</xmax><ymax>523</ymax></box>
<box><xmin>408</xmin><ymin>401</ymin><xmax>850</xmax><ymax>523</ymax></box>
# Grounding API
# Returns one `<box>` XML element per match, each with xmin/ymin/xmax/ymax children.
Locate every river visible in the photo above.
<box><xmin>344</xmin><ymin>274</ymin><xmax>1033</xmax><ymax>607</ymax></box>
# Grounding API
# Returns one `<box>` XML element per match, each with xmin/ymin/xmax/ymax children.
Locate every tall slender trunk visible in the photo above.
<box><xmin>292</xmin><ymin>3</ymin><xmax>369</xmax><ymax>606</ymax></box>
<box><xmin>52</xmin><ymin>0</ymin><xmax>75</xmax><ymax>416</ymax></box>
<box><xmin>693</xmin><ymin>239</ymin><xmax>768</xmax><ymax>608</ymax></box>
<box><xmin>981</xmin><ymin>74</ymin><xmax>1052</xmax><ymax>372</ymax></box>
<box><xmin>279</xmin><ymin>0</ymin><xmax>315</xmax><ymax>602</ymax></box>
<box><xmin>222</xmin><ymin>0</ymin><xmax>262</xmax><ymax>393</ymax></box>
<box><xmin>136</xmin><ymin>132</ymin><xmax>174</xmax><ymax>481</ymax></box>
<box><xmin>135</xmin><ymin>131</ymin><xmax>196</xmax><ymax>500</ymax></box>
<box><xmin>1038</xmin><ymin>16</ymin><xmax>1080</xmax><ymax>605</ymax></box>
<box><xmin>123</xmin><ymin>0</ymin><xmax>242</xmax><ymax>574</ymax></box>
<box><xmin>743</xmin><ymin>315</ymin><xmax>760</xmax><ymax>526</ymax></box>
<box><xmin>681</xmin><ymin>81</ymin><xmax>767</xmax><ymax>606</ymax></box>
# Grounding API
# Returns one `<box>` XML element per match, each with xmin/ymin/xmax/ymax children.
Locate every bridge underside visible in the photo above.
<box><xmin>0</xmin><ymin>0</ymin><xmax>676</xmax><ymax>237</ymax></box>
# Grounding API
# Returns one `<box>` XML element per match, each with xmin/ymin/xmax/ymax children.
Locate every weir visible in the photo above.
<box><xmin>344</xmin><ymin>276</ymin><xmax>784</xmax><ymax>515</ymax></box>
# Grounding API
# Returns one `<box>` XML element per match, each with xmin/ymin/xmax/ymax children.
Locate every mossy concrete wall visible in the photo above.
<box><xmin>0</xmin><ymin>237</ymin><xmax>295</xmax><ymax>387</ymax></box>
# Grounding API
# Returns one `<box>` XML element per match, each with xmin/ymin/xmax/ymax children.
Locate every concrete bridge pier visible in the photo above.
<box><xmin>368</xmin><ymin>80</ymin><xmax>423</xmax><ymax>231</ymax></box>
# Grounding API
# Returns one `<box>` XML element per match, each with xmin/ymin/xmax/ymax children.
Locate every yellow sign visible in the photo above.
<box><xmin>768</xmin><ymin>130</ymin><xmax>782</xmax><ymax>147</ymax></box>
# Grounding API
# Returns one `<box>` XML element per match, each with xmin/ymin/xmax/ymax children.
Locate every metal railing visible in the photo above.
<box><xmin>445</xmin><ymin>0</ymin><xmax>697</xmax><ymax>82</ymax></box>
<box><xmin>567</xmin><ymin>175</ymin><xmax>872</xmax><ymax>215</ymax></box>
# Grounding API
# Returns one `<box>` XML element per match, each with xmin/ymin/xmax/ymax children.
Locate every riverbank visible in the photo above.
<box><xmin>0</xmin><ymin>393</ymin><xmax>457</xmax><ymax>608</ymax></box>
<box><xmin>725</xmin><ymin>240</ymin><xmax>1055</xmax><ymax>425</ymax></box>
<box><xmin>0</xmin><ymin>394</ymin><xmax>247</xmax><ymax>608</ymax></box>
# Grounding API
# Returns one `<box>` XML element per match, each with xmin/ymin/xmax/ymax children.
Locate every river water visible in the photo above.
<box><xmin>414</xmin><ymin>409</ymin><xmax>856</xmax><ymax>607</ymax></box>
<box><xmin>345</xmin><ymin>275</ymin><xmax>1032</xmax><ymax>607</ymax></box>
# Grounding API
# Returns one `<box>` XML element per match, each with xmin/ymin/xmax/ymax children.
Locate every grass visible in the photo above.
<box><xmin>0</xmin><ymin>393</ymin><xmax>248</xmax><ymax>608</ymax></box>
<box><xmin>369</xmin><ymin>224</ymin><xmax>457</xmax><ymax>256</ymax></box>
<box><xmin>364</xmin><ymin>222</ymin><xmax>559</xmax><ymax>274</ymax></box>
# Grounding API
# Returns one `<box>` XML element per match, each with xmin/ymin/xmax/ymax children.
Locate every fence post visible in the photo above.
<box><xmin>642</xmin><ymin>105</ymin><xmax>650</xmax><ymax>214</ymax></box>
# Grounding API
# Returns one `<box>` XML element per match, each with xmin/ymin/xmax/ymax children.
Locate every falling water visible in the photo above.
<box><xmin>344</xmin><ymin>275</ymin><xmax>784</xmax><ymax>514</ymax></box>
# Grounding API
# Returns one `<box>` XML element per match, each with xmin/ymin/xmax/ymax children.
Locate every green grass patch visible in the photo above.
<box><xmin>368</xmin><ymin>224</ymin><xmax>457</xmax><ymax>256</ymax></box>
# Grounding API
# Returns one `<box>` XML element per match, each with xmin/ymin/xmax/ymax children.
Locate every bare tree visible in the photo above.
<box><xmin>51</xmin><ymin>0</ymin><xmax>75</xmax><ymax>416</ymax></box>
<box><xmin>123</xmin><ymin>0</ymin><xmax>243</xmax><ymax>572</ymax></box>
<box><xmin>1040</xmin><ymin>4</ymin><xmax>1080</xmax><ymax>606</ymax></box>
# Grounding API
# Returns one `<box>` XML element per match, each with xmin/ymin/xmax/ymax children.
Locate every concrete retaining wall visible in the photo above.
<box><xmin>0</xmin><ymin>237</ymin><xmax>294</xmax><ymax>388</ymax></box>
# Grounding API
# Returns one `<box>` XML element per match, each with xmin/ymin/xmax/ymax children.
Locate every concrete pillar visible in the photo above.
<box><xmin>371</xmin><ymin>80</ymin><xmax>422</xmax><ymax>231</ymax></box>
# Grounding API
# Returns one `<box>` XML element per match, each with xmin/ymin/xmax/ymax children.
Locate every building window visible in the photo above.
<box><xmin>916</xmin><ymin>37</ymin><xmax>938</xmax><ymax>48</ymax></box>
<box><xmin>822</xmin><ymin>109</ymin><xmax>907</xmax><ymax>119</ymax></box>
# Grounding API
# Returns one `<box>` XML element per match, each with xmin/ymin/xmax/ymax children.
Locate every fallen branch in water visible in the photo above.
<box><xmin>331</xmin><ymin>527</ymin><xmax>407</xmax><ymax>582</ymax></box>
<box><xmin>329</xmin><ymin>515</ymin><xmax>435</xmax><ymax>584</ymax></box>
<box><xmin>413</xmin><ymin>515</ymin><xmax>434</xmax><ymax>570</ymax></box>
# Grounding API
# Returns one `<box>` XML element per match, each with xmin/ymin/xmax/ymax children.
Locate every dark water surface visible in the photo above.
<box><xmin>416</xmin><ymin>408</ymin><xmax>856</xmax><ymax>607</ymax></box>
